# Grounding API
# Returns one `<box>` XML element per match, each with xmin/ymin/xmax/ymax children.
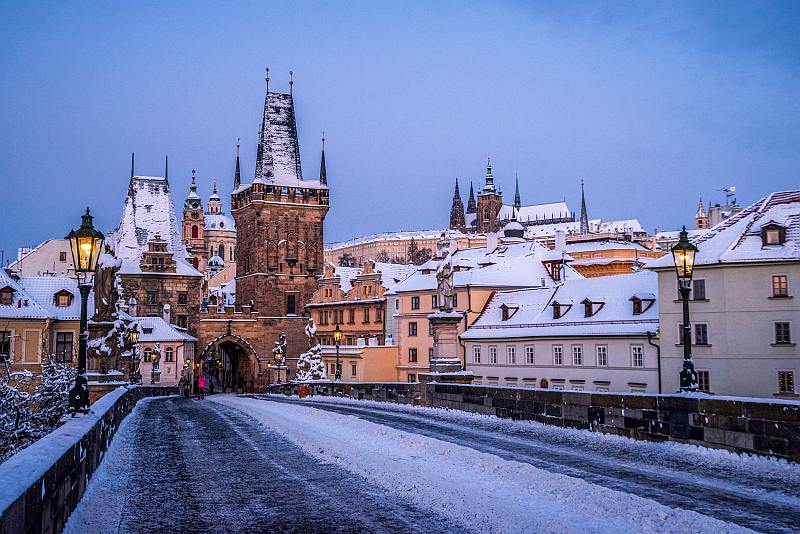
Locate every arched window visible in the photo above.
<box><xmin>165</xmin><ymin>347</ymin><xmax>174</xmax><ymax>362</ymax></box>
<box><xmin>144</xmin><ymin>347</ymin><xmax>152</xmax><ymax>362</ymax></box>
<box><xmin>218</xmin><ymin>244</ymin><xmax>225</xmax><ymax>258</ymax></box>
<box><xmin>191</xmin><ymin>225</ymin><xmax>199</xmax><ymax>239</ymax></box>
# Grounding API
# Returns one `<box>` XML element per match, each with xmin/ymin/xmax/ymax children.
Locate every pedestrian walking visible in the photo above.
<box><xmin>209</xmin><ymin>378</ymin><xmax>215</xmax><ymax>396</ymax></box>
<box><xmin>197</xmin><ymin>374</ymin><xmax>206</xmax><ymax>400</ymax></box>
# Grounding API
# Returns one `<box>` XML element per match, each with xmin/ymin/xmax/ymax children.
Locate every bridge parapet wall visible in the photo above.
<box><xmin>0</xmin><ymin>386</ymin><xmax>177</xmax><ymax>534</ymax></box>
<box><xmin>276</xmin><ymin>382</ymin><xmax>800</xmax><ymax>462</ymax></box>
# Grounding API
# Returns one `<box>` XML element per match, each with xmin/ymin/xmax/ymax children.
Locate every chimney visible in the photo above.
<box><xmin>128</xmin><ymin>297</ymin><xmax>138</xmax><ymax>317</ymax></box>
<box><xmin>163</xmin><ymin>303</ymin><xmax>171</xmax><ymax>324</ymax></box>
<box><xmin>486</xmin><ymin>232</ymin><xmax>498</xmax><ymax>252</ymax></box>
<box><xmin>555</xmin><ymin>230</ymin><xmax>567</xmax><ymax>251</ymax></box>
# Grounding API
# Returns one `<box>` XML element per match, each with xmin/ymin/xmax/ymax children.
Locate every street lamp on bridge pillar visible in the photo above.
<box><xmin>671</xmin><ymin>227</ymin><xmax>699</xmax><ymax>392</ymax></box>
<box><xmin>333</xmin><ymin>324</ymin><xmax>343</xmax><ymax>381</ymax></box>
<box><xmin>66</xmin><ymin>208</ymin><xmax>104</xmax><ymax>414</ymax></box>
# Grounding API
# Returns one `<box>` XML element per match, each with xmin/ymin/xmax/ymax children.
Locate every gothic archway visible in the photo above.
<box><xmin>200</xmin><ymin>334</ymin><xmax>261</xmax><ymax>393</ymax></box>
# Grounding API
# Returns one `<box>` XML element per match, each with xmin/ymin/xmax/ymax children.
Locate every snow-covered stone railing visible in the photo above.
<box><xmin>270</xmin><ymin>382</ymin><xmax>800</xmax><ymax>463</ymax></box>
<box><xmin>0</xmin><ymin>386</ymin><xmax>177</xmax><ymax>534</ymax></box>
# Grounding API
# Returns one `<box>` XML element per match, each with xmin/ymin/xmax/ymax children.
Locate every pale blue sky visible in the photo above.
<box><xmin>1</xmin><ymin>1</ymin><xmax>798</xmax><ymax>261</ymax></box>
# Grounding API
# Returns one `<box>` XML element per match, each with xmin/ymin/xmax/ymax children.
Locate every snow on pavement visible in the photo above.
<box><xmin>210</xmin><ymin>394</ymin><xmax>753</xmax><ymax>534</ymax></box>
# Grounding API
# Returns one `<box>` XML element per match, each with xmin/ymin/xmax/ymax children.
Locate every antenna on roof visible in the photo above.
<box><xmin>718</xmin><ymin>186</ymin><xmax>737</xmax><ymax>206</ymax></box>
<box><xmin>289</xmin><ymin>70</ymin><xmax>294</xmax><ymax>95</ymax></box>
<box><xmin>265</xmin><ymin>66</ymin><xmax>270</xmax><ymax>93</ymax></box>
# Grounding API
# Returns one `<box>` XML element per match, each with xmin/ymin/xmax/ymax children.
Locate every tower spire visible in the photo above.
<box><xmin>130</xmin><ymin>152</ymin><xmax>135</xmax><ymax>179</ymax></box>
<box><xmin>319</xmin><ymin>132</ymin><xmax>327</xmax><ymax>185</ymax></box>
<box><xmin>164</xmin><ymin>155</ymin><xmax>169</xmax><ymax>182</ymax></box>
<box><xmin>450</xmin><ymin>178</ymin><xmax>465</xmax><ymax>231</ymax></box>
<box><xmin>467</xmin><ymin>181</ymin><xmax>477</xmax><ymax>214</ymax></box>
<box><xmin>514</xmin><ymin>173</ymin><xmax>521</xmax><ymax>210</ymax></box>
<box><xmin>233</xmin><ymin>138</ymin><xmax>241</xmax><ymax>190</ymax></box>
<box><xmin>213</xmin><ymin>176</ymin><xmax>217</xmax><ymax>195</ymax></box>
<box><xmin>289</xmin><ymin>70</ymin><xmax>293</xmax><ymax>96</ymax></box>
<box><xmin>579</xmin><ymin>179</ymin><xmax>589</xmax><ymax>234</ymax></box>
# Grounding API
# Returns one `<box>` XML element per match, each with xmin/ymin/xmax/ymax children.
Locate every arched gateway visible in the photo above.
<box><xmin>200</xmin><ymin>333</ymin><xmax>261</xmax><ymax>393</ymax></box>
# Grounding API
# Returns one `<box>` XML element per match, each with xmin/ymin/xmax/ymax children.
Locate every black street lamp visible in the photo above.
<box><xmin>66</xmin><ymin>208</ymin><xmax>105</xmax><ymax>414</ymax></box>
<box><xmin>129</xmin><ymin>328</ymin><xmax>140</xmax><ymax>384</ymax></box>
<box><xmin>671</xmin><ymin>227</ymin><xmax>699</xmax><ymax>392</ymax></box>
<box><xmin>333</xmin><ymin>323</ymin><xmax>343</xmax><ymax>381</ymax></box>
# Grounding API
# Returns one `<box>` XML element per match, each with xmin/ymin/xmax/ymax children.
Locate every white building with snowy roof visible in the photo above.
<box><xmin>461</xmin><ymin>271</ymin><xmax>660</xmax><ymax>392</ymax></box>
<box><xmin>134</xmin><ymin>316</ymin><xmax>196</xmax><ymax>388</ymax></box>
<box><xmin>647</xmin><ymin>190</ymin><xmax>800</xmax><ymax>398</ymax></box>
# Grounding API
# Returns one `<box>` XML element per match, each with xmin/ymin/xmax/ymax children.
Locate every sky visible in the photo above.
<box><xmin>0</xmin><ymin>1</ymin><xmax>798</xmax><ymax>263</ymax></box>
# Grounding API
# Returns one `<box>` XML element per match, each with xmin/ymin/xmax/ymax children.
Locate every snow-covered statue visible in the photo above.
<box><xmin>94</xmin><ymin>248</ymin><xmax>122</xmax><ymax>321</ymax></box>
<box><xmin>436</xmin><ymin>257</ymin><xmax>455</xmax><ymax>312</ymax></box>
<box><xmin>295</xmin><ymin>318</ymin><xmax>328</xmax><ymax>382</ymax></box>
<box><xmin>272</xmin><ymin>332</ymin><xmax>287</xmax><ymax>363</ymax></box>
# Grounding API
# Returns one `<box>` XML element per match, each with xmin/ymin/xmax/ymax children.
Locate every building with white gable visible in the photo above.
<box><xmin>461</xmin><ymin>271</ymin><xmax>660</xmax><ymax>392</ymax></box>
<box><xmin>648</xmin><ymin>190</ymin><xmax>800</xmax><ymax>398</ymax></box>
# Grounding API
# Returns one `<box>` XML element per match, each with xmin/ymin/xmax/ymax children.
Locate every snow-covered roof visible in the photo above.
<box><xmin>325</xmin><ymin>229</ymin><xmax>467</xmax><ymax>251</ymax></box>
<box><xmin>107</xmin><ymin>175</ymin><xmax>184</xmax><ymax>260</ymax></box>
<box><xmin>524</xmin><ymin>218</ymin><xmax>645</xmax><ymax>239</ymax></box>
<box><xmin>0</xmin><ymin>271</ymin><xmax>94</xmax><ymax>321</ymax></box>
<box><xmin>498</xmin><ymin>202</ymin><xmax>572</xmax><ymax>223</ymax></box>
<box><xmin>386</xmin><ymin>240</ymin><xmax>584</xmax><ymax>295</ymax></box>
<box><xmin>648</xmin><ymin>190</ymin><xmax>800</xmax><ymax>269</ymax></box>
<box><xmin>462</xmin><ymin>271</ymin><xmax>658</xmax><ymax>340</ymax></box>
<box><xmin>563</xmin><ymin>240</ymin><xmax>649</xmax><ymax>253</ymax></box>
<box><xmin>204</xmin><ymin>213</ymin><xmax>236</xmax><ymax>231</ymax></box>
<box><xmin>117</xmin><ymin>255</ymin><xmax>202</xmax><ymax>277</ymax></box>
<box><xmin>135</xmin><ymin>316</ymin><xmax>196</xmax><ymax>342</ymax></box>
<box><xmin>331</xmin><ymin>263</ymin><xmax>417</xmax><ymax>294</ymax></box>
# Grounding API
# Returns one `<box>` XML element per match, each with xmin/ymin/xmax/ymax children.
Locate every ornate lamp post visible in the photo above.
<box><xmin>129</xmin><ymin>328</ymin><xmax>140</xmax><ymax>384</ymax></box>
<box><xmin>66</xmin><ymin>208</ymin><xmax>105</xmax><ymax>414</ymax></box>
<box><xmin>671</xmin><ymin>227</ymin><xmax>699</xmax><ymax>392</ymax></box>
<box><xmin>333</xmin><ymin>323</ymin><xmax>343</xmax><ymax>381</ymax></box>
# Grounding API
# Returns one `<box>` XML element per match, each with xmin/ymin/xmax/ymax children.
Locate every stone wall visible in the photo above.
<box><xmin>276</xmin><ymin>382</ymin><xmax>800</xmax><ymax>463</ymax></box>
<box><xmin>0</xmin><ymin>386</ymin><xmax>177</xmax><ymax>534</ymax></box>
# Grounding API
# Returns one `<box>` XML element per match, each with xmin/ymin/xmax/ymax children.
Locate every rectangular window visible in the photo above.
<box><xmin>596</xmin><ymin>345</ymin><xmax>608</xmax><ymax>367</ymax></box>
<box><xmin>772</xmin><ymin>275</ymin><xmax>789</xmax><ymax>297</ymax></box>
<box><xmin>408</xmin><ymin>348</ymin><xmax>418</xmax><ymax>363</ymax></box>
<box><xmin>178</xmin><ymin>292</ymin><xmax>188</xmax><ymax>305</ymax></box>
<box><xmin>697</xmin><ymin>370</ymin><xmax>710</xmax><ymax>392</ymax></box>
<box><xmin>55</xmin><ymin>332</ymin><xmax>74</xmax><ymax>362</ymax></box>
<box><xmin>431</xmin><ymin>295</ymin><xmax>438</xmax><ymax>309</ymax></box>
<box><xmin>375</xmin><ymin>308</ymin><xmax>383</xmax><ymax>323</ymax></box>
<box><xmin>692</xmin><ymin>279</ymin><xmax>706</xmax><ymax>300</ymax></box>
<box><xmin>429</xmin><ymin>322</ymin><xmax>434</xmax><ymax>336</ymax></box>
<box><xmin>452</xmin><ymin>292</ymin><xmax>458</xmax><ymax>307</ymax></box>
<box><xmin>777</xmin><ymin>370</ymin><xmax>795</xmax><ymax>394</ymax></box>
<box><xmin>428</xmin><ymin>347</ymin><xmax>434</xmax><ymax>358</ymax></box>
<box><xmin>177</xmin><ymin>315</ymin><xmax>188</xmax><ymax>329</ymax></box>
<box><xmin>595</xmin><ymin>386</ymin><xmax>609</xmax><ymax>392</ymax></box>
<box><xmin>775</xmin><ymin>322</ymin><xmax>792</xmax><ymax>344</ymax></box>
<box><xmin>473</xmin><ymin>346</ymin><xmax>481</xmax><ymax>364</ymax></box>
<box><xmin>321</xmin><ymin>311</ymin><xmax>328</xmax><ymax>325</ymax></box>
<box><xmin>146</xmin><ymin>291</ymin><xmax>157</xmax><ymax>305</ymax></box>
<box><xmin>348</xmin><ymin>308</ymin><xmax>355</xmax><ymax>324</ymax></box>
<box><xmin>695</xmin><ymin>324</ymin><xmax>709</xmax><ymax>345</ymax></box>
<box><xmin>507</xmin><ymin>346</ymin><xmax>516</xmax><ymax>365</ymax></box>
<box><xmin>572</xmin><ymin>345</ymin><xmax>583</xmax><ymax>366</ymax></box>
<box><xmin>411</xmin><ymin>296</ymin><xmax>420</xmax><ymax>310</ymax></box>
<box><xmin>408</xmin><ymin>322</ymin><xmax>417</xmax><ymax>337</ymax></box>
<box><xmin>407</xmin><ymin>373</ymin><xmax>417</xmax><ymax>383</ymax></box>
<box><xmin>395</xmin><ymin>299</ymin><xmax>399</xmax><ymax>310</ymax></box>
<box><xmin>363</xmin><ymin>308</ymin><xmax>370</xmax><ymax>323</ymax></box>
<box><xmin>59</xmin><ymin>251</ymin><xmax>67</xmax><ymax>262</ymax></box>
<box><xmin>631</xmin><ymin>345</ymin><xmax>644</xmax><ymax>368</ymax></box>
<box><xmin>489</xmin><ymin>346</ymin><xmax>498</xmax><ymax>364</ymax></box>
<box><xmin>552</xmin><ymin>345</ymin><xmax>563</xmax><ymax>366</ymax></box>
<box><xmin>351</xmin><ymin>363</ymin><xmax>357</xmax><ymax>377</ymax></box>
<box><xmin>0</xmin><ymin>331</ymin><xmax>11</xmax><ymax>361</ymax></box>
<box><xmin>286</xmin><ymin>294</ymin><xmax>297</xmax><ymax>315</ymax></box>
<box><xmin>525</xmin><ymin>346</ymin><xmax>535</xmax><ymax>365</ymax></box>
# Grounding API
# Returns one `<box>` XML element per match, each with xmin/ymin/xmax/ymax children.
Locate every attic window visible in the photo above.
<box><xmin>500</xmin><ymin>303</ymin><xmax>519</xmax><ymax>321</ymax></box>
<box><xmin>761</xmin><ymin>223</ymin><xmax>786</xmax><ymax>246</ymax></box>
<box><xmin>581</xmin><ymin>298</ymin><xmax>605</xmax><ymax>317</ymax></box>
<box><xmin>0</xmin><ymin>287</ymin><xmax>14</xmax><ymax>306</ymax></box>
<box><xmin>551</xmin><ymin>300</ymin><xmax>572</xmax><ymax>319</ymax></box>
<box><xmin>54</xmin><ymin>290</ymin><xmax>73</xmax><ymax>307</ymax></box>
<box><xmin>142</xmin><ymin>327</ymin><xmax>154</xmax><ymax>335</ymax></box>
<box><xmin>629</xmin><ymin>293</ymin><xmax>656</xmax><ymax>315</ymax></box>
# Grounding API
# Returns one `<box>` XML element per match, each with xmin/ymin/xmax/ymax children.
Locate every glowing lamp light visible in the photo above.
<box><xmin>671</xmin><ymin>227</ymin><xmax>698</xmax><ymax>284</ymax></box>
<box><xmin>66</xmin><ymin>208</ymin><xmax>105</xmax><ymax>276</ymax></box>
<box><xmin>333</xmin><ymin>324</ymin><xmax>343</xmax><ymax>346</ymax></box>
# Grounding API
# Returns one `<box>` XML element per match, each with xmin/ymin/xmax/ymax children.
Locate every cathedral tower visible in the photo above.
<box><xmin>182</xmin><ymin>170</ymin><xmax>206</xmax><ymax>270</ymax></box>
<box><xmin>449</xmin><ymin>178</ymin><xmax>465</xmax><ymax>231</ymax></box>
<box><xmin>231</xmin><ymin>75</ymin><xmax>329</xmax><ymax>316</ymax></box>
<box><xmin>476</xmin><ymin>158</ymin><xmax>503</xmax><ymax>233</ymax></box>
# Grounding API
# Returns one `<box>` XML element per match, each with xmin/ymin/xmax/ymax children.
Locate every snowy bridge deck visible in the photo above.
<box><xmin>59</xmin><ymin>394</ymin><xmax>799</xmax><ymax>533</ymax></box>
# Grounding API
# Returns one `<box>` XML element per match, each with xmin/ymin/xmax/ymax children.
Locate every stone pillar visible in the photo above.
<box><xmin>419</xmin><ymin>311</ymin><xmax>473</xmax><ymax>385</ymax></box>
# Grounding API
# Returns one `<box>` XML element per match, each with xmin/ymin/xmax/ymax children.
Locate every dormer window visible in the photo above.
<box><xmin>54</xmin><ymin>290</ymin><xmax>74</xmax><ymax>307</ymax></box>
<box><xmin>551</xmin><ymin>300</ymin><xmax>573</xmax><ymax>319</ymax></box>
<box><xmin>581</xmin><ymin>297</ymin><xmax>606</xmax><ymax>317</ymax></box>
<box><xmin>500</xmin><ymin>303</ymin><xmax>519</xmax><ymax>321</ymax></box>
<box><xmin>761</xmin><ymin>222</ymin><xmax>786</xmax><ymax>246</ymax></box>
<box><xmin>142</xmin><ymin>327</ymin><xmax>154</xmax><ymax>335</ymax></box>
<box><xmin>629</xmin><ymin>293</ymin><xmax>656</xmax><ymax>315</ymax></box>
<box><xmin>0</xmin><ymin>286</ymin><xmax>14</xmax><ymax>306</ymax></box>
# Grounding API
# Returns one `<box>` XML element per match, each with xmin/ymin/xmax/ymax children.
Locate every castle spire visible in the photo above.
<box><xmin>233</xmin><ymin>138</ymin><xmax>241</xmax><ymax>190</ymax></box>
<box><xmin>449</xmin><ymin>178</ymin><xmax>465</xmax><ymax>231</ymax></box>
<box><xmin>514</xmin><ymin>173</ymin><xmax>521</xmax><ymax>210</ymax></box>
<box><xmin>184</xmin><ymin>169</ymin><xmax>201</xmax><ymax>210</ymax></box>
<box><xmin>319</xmin><ymin>132</ymin><xmax>327</xmax><ymax>185</ymax></box>
<box><xmin>253</xmin><ymin>66</ymin><xmax>302</xmax><ymax>184</ymax></box>
<box><xmin>579</xmin><ymin>180</ymin><xmax>589</xmax><ymax>234</ymax></box>
<box><xmin>467</xmin><ymin>181</ymin><xmax>477</xmax><ymax>214</ymax></box>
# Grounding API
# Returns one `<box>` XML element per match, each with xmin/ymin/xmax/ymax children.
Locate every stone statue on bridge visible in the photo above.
<box><xmin>435</xmin><ymin>257</ymin><xmax>455</xmax><ymax>312</ymax></box>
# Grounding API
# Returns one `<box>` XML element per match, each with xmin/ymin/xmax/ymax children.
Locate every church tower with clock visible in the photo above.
<box><xmin>183</xmin><ymin>170</ymin><xmax>206</xmax><ymax>271</ymax></box>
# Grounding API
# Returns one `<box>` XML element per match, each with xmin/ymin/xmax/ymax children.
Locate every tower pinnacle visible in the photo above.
<box><xmin>579</xmin><ymin>180</ymin><xmax>589</xmax><ymax>235</ymax></box>
<box><xmin>514</xmin><ymin>173</ymin><xmax>521</xmax><ymax>210</ymax></box>
<box><xmin>319</xmin><ymin>132</ymin><xmax>327</xmax><ymax>185</ymax></box>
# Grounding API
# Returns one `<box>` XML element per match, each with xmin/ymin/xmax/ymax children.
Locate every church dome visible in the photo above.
<box><xmin>208</xmin><ymin>255</ymin><xmax>225</xmax><ymax>271</ymax></box>
<box><xmin>503</xmin><ymin>220</ymin><xmax>524</xmax><ymax>239</ymax></box>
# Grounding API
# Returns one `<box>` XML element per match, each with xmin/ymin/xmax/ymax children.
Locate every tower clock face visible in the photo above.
<box><xmin>191</xmin><ymin>212</ymin><xmax>200</xmax><ymax>220</ymax></box>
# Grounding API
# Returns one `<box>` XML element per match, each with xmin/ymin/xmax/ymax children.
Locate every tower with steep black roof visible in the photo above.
<box><xmin>449</xmin><ymin>178</ymin><xmax>466</xmax><ymax>231</ymax></box>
